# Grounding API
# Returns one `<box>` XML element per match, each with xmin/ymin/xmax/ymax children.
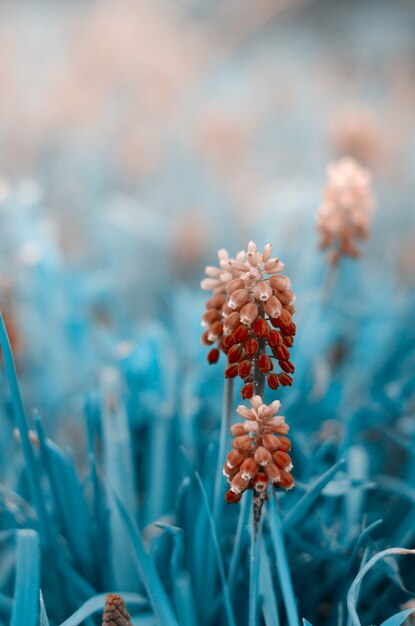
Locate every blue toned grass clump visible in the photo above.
<box><xmin>0</xmin><ymin>176</ymin><xmax>415</xmax><ymax>626</ymax></box>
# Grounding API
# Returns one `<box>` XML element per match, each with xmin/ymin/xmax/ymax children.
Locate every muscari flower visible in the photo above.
<box><xmin>102</xmin><ymin>593</ymin><xmax>133</xmax><ymax>626</ymax></box>
<box><xmin>201</xmin><ymin>241</ymin><xmax>296</xmax><ymax>398</ymax></box>
<box><xmin>223</xmin><ymin>395</ymin><xmax>294</xmax><ymax>503</ymax></box>
<box><xmin>316</xmin><ymin>157</ymin><xmax>375</xmax><ymax>264</ymax></box>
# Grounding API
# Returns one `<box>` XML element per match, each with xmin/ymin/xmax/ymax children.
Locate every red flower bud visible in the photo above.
<box><xmin>279</xmin><ymin>470</ymin><xmax>295</xmax><ymax>490</ymax></box>
<box><xmin>268</xmin><ymin>330</ymin><xmax>282</xmax><ymax>347</ymax></box>
<box><xmin>277</xmin><ymin>437</ymin><xmax>292</xmax><ymax>452</ymax></box>
<box><xmin>241</xmin><ymin>382</ymin><xmax>254</xmax><ymax>399</ymax></box>
<box><xmin>201</xmin><ymin>329</ymin><xmax>214</xmax><ymax>345</ymax></box>
<box><xmin>233</xmin><ymin>324</ymin><xmax>249</xmax><ymax>343</ymax></box>
<box><xmin>281</xmin><ymin>333</ymin><xmax>294</xmax><ymax>347</ymax></box>
<box><xmin>245</xmin><ymin>338</ymin><xmax>259</xmax><ymax>357</ymax></box>
<box><xmin>252</xmin><ymin>317</ymin><xmax>269</xmax><ymax>339</ymax></box>
<box><xmin>222</xmin><ymin>334</ymin><xmax>237</xmax><ymax>351</ymax></box>
<box><xmin>258</xmin><ymin>354</ymin><xmax>272</xmax><ymax>374</ymax></box>
<box><xmin>273</xmin><ymin>451</ymin><xmax>293</xmax><ymax>470</ymax></box>
<box><xmin>227</xmin><ymin>344</ymin><xmax>243</xmax><ymax>364</ymax></box>
<box><xmin>279</xmin><ymin>360</ymin><xmax>295</xmax><ymax>373</ymax></box>
<box><xmin>267</xmin><ymin>373</ymin><xmax>280</xmax><ymax>390</ymax></box>
<box><xmin>206</xmin><ymin>294</ymin><xmax>225</xmax><ymax>309</ymax></box>
<box><xmin>207</xmin><ymin>348</ymin><xmax>220</xmax><ymax>364</ymax></box>
<box><xmin>274</xmin><ymin>345</ymin><xmax>290</xmax><ymax>361</ymax></box>
<box><xmin>253</xmin><ymin>473</ymin><xmax>268</xmax><ymax>493</ymax></box>
<box><xmin>279</xmin><ymin>373</ymin><xmax>293</xmax><ymax>386</ymax></box>
<box><xmin>238</xmin><ymin>360</ymin><xmax>252</xmax><ymax>379</ymax></box>
<box><xmin>202</xmin><ymin>309</ymin><xmax>220</xmax><ymax>325</ymax></box>
<box><xmin>225</xmin><ymin>364</ymin><xmax>239</xmax><ymax>378</ymax></box>
<box><xmin>208</xmin><ymin>321</ymin><xmax>224</xmax><ymax>341</ymax></box>
<box><xmin>225</xmin><ymin>490</ymin><xmax>242</xmax><ymax>503</ymax></box>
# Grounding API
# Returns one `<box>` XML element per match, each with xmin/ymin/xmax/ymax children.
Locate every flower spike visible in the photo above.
<box><xmin>200</xmin><ymin>242</ymin><xmax>296</xmax><ymax>397</ymax></box>
<box><xmin>102</xmin><ymin>594</ymin><xmax>133</xmax><ymax>626</ymax></box>
<box><xmin>316</xmin><ymin>157</ymin><xmax>375</xmax><ymax>264</ymax></box>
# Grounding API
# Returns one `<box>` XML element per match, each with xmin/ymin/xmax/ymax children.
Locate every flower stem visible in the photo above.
<box><xmin>213</xmin><ymin>377</ymin><xmax>234</xmax><ymax>522</ymax></box>
<box><xmin>252</xmin><ymin>337</ymin><xmax>266</xmax><ymax>537</ymax></box>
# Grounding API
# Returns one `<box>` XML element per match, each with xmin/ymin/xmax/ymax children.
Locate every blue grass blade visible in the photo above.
<box><xmin>348</xmin><ymin>520</ymin><xmax>383</xmax><ymax>567</ymax></box>
<box><xmin>346</xmin><ymin>547</ymin><xmax>370</xmax><ymax>626</ymax></box>
<box><xmin>154</xmin><ymin>522</ymin><xmax>197</xmax><ymax>626</ymax></box>
<box><xmin>0</xmin><ymin>593</ymin><xmax>13</xmax><ymax>619</ymax></box>
<box><xmin>228</xmin><ymin>494</ymin><xmax>250</xmax><ymax>589</ymax></box>
<box><xmin>39</xmin><ymin>590</ymin><xmax>51</xmax><ymax>626</ymax></box>
<box><xmin>145</xmin><ymin>413</ymin><xmax>172</xmax><ymax>524</ymax></box>
<box><xmin>58</xmin><ymin>592</ymin><xmax>147</xmax><ymax>626</ymax></box>
<box><xmin>195</xmin><ymin>472</ymin><xmax>236</xmax><ymax>626</ymax></box>
<box><xmin>380</xmin><ymin>608</ymin><xmax>415</xmax><ymax>626</ymax></box>
<box><xmin>343</xmin><ymin>447</ymin><xmax>369</xmax><ymax>545</ymax></box>
<box><xmin>268</xmin><ymin>495</ymin><xmax>300</xmax><ymax>626</ymax></box>
<box><xmin>0</xmin><ymin>315</ymin><xmax>52</xmax><ymax>544</ymax></box>
<box><xmin>101</xmin><ymin>367</ymin><xmax>138</xmax><ymax>589</ymax></box>
<box><xmin>303</xmin><ymin>621</ymin><xmax>313</xmax><ymax>626</ymax></box>
<box><xmin>260</xmin><ymin>543</ymin><xmax>280</xmax><ymax>626</ymax></box>
<box><xmin>112</xmin><ymin>490</ymin><xmax>179</xmax><ymax>626</ymax></box>
<box><xmin>35</xmin><ymin>418</ymin><xmax>95</xmax><ymax>581</ymax></box>
<box><xmin>11</xmin><ymin>530</ymin><xmax>40</xmax><ymax>626</ymax></box>
<box><xmin>282</xmin><ymin>458</ymin><xmax>346</xmax><ymax>530</ymax></box>
<box><xmin>347</xmin><ymin>548</ymin><xmax>415</xmax><ymax>626</ymax></box>
<box><xmin>249</xmin><ymin>515</ymin><xmax>261</xmax><ymax>626</ymax></box>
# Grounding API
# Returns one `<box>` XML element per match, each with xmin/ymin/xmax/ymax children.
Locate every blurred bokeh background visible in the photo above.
<box><xmin>0</xmin><ymin>0</ymin><xmax>414</xmax><ymax>435</ymax></box>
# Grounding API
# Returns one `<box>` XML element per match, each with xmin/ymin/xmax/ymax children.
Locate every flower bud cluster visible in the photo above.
<box><xmin>223</xmin><ymin>395</ymin><xmax>294</xmax><ymax>502</ymax></box>
<box><xmin>316</xmin><ymin>157</ymin><xmax>375</xmax><ymax>264</ymax></box>
<box><xmin>102</xmin><ymin>593</ymin><xmax>133</xmax><ymax>626</ymax></box>
<box><xmin>201</xmin><ymin>242</ymin><xmax>296</xmax><ymax>397</ymax></box>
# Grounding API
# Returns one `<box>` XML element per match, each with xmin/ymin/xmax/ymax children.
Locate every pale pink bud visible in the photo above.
<box><xmin>253</xmin><ymin>281</ymin><xmax>272</xmax><ymax>302</ymax></box>
<box><xmin>247</xmin><ymin>241</ymin><xmax>258</xmax><ymax>267</ymax></box>
<box><xmin>243</xmin><ymin>421</ymin><xmax>258</xmax><ymax>433</ymax></box>
<box><xmin>240</xmin><ymin>457</ymin><xmax>258</xmax><ymax>480</ymax></box>
<box><xmin>262</xmin><ymin>243</ymin><xmax>272</xmax><ymax>263</ymax></box>
<box><xmin>268</xmin><ymin>400</ymin><xmax>282</xmax><ymax>415</ymax></box>
<box><xmin>250</xmin><ymin>395</ymin><xmax>263</xmax><ymax>410</ymax></box>
<box><xmin>268</xmin><ymin>422</ymin><xmax>290</xmax><ymax>435</ymax></box>
<box><xmin>264</xmin><ymin>259</ymin><xmax>285</xmax><ymax>274</ymax></box>
<box><xmin>229</xmin><ymin>289</ymin><xmax>250</xmax><ymax>310</ymax></box>
<box><xmin>267</xmin><ymin>416</ymin><xmax>285</xmax><ymax>427</ymax></box>
<box><xmin>218</xmin><ymin>249</ymin><xmax>229</xmax><ymax>266</ymax></box>
<box><xmin>236</xmin><ymin>405</ymin><xmax>256</xmax><ymax>420</ymax></box>
<box><xmin>239</xmin><ymin>302</ymin><xmax>259</xmax><ymax>325</ymax></box>
<box><xmin>232</xmin><ymin>435</ymin><xmax>253</xmax><ymax>452</ymax></box>
<box><xmin>201</xmin><ymin>278</ymin><xmax>223</xmax><ymax>291</ymax></box>
<box><xmin>254</xmin><ymin>446</ymin><xmax>272</xmax><ymax>466</ymax></box>
<box><xmin>231</xmin><ymin>423</ymin><xmax>247</xmax><ymax>437</ymax></box>
<box><xmin>266</xmin><ymin>463</ymin><xmax>281</xmax><ymax>484</ymax></box>
<box><xmin>269</xmin><ymin>275</ymin><xmax>291</xmax><ymax>291</ymax></box>
<box><xmin>229</xmin><ymin>260</ymin><xmax>250</xmax><ymax>272</ymax></box>
<box><xmin>230</xmin><ymin>472</ymin><xmax>250</xmax><ymax>494</ymax></box>
<box><xmin>205</xmin><ymin>266</ymin><xmax>222</xmax><ymax>277</ymax></box>
<box><xmin>264</xmin><ymin>296</ymin><xmax>282</xmax><ymax>318</ymax></box>
<box><xmin>226</xmin><ymin>278</ymin><xmax>246</xmax><ymax>294</ymax></box>
<box><xmin>262</xmin><ymin>433</ymin><xmax>281</xmax><ymax>451</ymax></box>
<box><xmin>223</xmin><ymin>312</ymin><xmax>241</xmax><ymax>333</ymax></box>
